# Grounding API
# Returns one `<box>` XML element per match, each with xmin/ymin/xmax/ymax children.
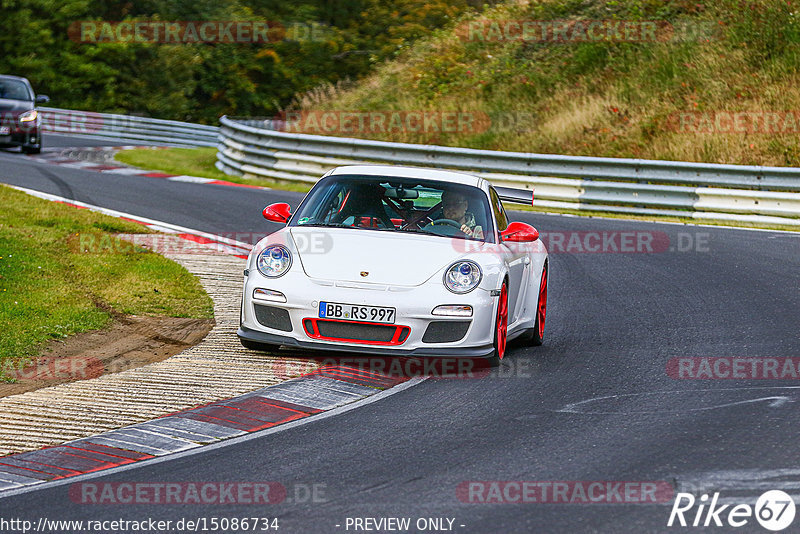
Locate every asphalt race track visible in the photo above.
<box><xmin>1</xmin><ymin>135</ymin><xmax>799</xmax><ymax>533</ymax></box>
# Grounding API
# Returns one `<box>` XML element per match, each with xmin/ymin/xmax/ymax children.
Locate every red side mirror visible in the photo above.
<box><xmin>500</xmin><ymin>221</ymin><xmax>539</xmax><ymax>242</ymax></box>
<box><xmin>263</xmin><ymin>202</ymin><xmax>292</xmax><ymax>223</ymax></box>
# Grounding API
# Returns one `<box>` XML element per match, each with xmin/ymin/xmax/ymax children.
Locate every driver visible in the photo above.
<box><xmin>441</xmin><ymin>190</ymin><xmax>483</xmax><ymax>239</ymax></box>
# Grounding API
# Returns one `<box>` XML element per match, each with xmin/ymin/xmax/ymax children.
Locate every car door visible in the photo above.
<box><xmin>489</xmin><ymin>187</ymin><xmax>529</xmax><ymax>325</ymax></box>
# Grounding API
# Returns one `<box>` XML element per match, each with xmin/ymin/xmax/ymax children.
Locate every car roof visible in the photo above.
<box><xmin>328</xmin><ymin>165</ymin><xmax>484</xmax><ymax>188</ymax></box>
<box><xmin>0</xmin><ymin>75</ymin><xmax>30</xmax><ymax>83</ymax></box>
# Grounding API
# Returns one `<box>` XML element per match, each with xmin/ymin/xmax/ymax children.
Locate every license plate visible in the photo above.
<box><xmin>0</xmin><ymin>127</ymin><xmax>9</xmax><ymax>135</ymax></box>
<box><xmin>319</xmin><ymin>301</ymin><xmax>396</xmax><ymax>324</ymax></box>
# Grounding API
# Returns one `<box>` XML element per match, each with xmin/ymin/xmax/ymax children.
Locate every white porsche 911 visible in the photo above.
<box><xmin>237</xmin><ymin>165</ymin><xmax>548</xmax><ymax>366</ymax></box>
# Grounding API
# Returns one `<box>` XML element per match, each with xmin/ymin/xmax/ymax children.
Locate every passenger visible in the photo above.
<box><xmin>335</xmin><ymin>184</ymin><xmax>394</xmax><ymax>228</ymax></box>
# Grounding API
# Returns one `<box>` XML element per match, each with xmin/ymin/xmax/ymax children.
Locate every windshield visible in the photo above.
<box><xmin>0</xmin><ymin>79</ymin><xmax>32</xmax><ymax>101</ymax></box>
<box><xmin>290</xmin><ymin>174</ymin><xmax>495</xmax><ymax>243</ymax></box>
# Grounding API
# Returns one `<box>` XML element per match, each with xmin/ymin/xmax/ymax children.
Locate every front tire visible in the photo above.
<box><xmin>529</xmin><ymin>262</ymin><xmax>548</xmax><ymax>346</ymax></box>
<box><xmin>22</xmin><ymin>144</ymin><xmax>41</xmax><ymax>155</ymax></box>
<box><xmin>517</xmin><ymin>261</ymin><xmax>548</xmax><ymax>346</ymax></box>
<box><xmin>486</xmin><ymin>281</ymin><xmax>509</xmax><ymax>367</ymax></box>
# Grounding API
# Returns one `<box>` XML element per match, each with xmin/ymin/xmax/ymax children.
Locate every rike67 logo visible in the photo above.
<box><xmin>668</xmin><ymin>490</ymin><xmax>796</xmax><ymax>531</ymax></box>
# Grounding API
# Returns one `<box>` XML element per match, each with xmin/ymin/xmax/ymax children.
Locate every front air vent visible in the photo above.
<box><xmin>422</xmin><ymin>321</ymin><xmax>471</xmax><ymax>343</ymax></box>
<box><xmin>303</xmin><ymin>319</ymin><xmax>410</xmax><ymax>345</ymax></box>
<box><xmin>254</xmin><ymin>304</ymin><xmax>292</xmax><ymax>332</ymax></box>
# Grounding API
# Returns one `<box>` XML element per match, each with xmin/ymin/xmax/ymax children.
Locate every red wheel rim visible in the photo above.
<box><xmin>537</xmin><ymin>266</ymin><xmax>548</xmax><ymax>337</ymax></box>
<box><xmin>497</xmin><ymin>283</ymin><xmax>508</xmax><ymax>360</ymax></box>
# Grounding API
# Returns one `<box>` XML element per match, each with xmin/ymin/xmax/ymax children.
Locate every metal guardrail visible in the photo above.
<box><xmin>39</xmin><ymin>107</ymin><xmax>218</xmax><ymax>147</ymax></box>
<box><xmin>216</xmin><ymin>116</ymin><xmax>800</xmax><ymax>226</ymax></box>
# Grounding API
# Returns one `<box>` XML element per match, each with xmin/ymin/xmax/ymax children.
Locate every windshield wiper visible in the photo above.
<box><xmin>399</xmin><ymin>226</ymin><xmax>441</xmax><ymax>237</ymax></box>
<box><xmin>297</xmin><ymin>223</ymin><xmax>397</xmax><ymax>231</ymax></box>
<box><xmin>296</xmin><ymin>223</ymin><xmax>351</xmax><ymax>228</ymax></box>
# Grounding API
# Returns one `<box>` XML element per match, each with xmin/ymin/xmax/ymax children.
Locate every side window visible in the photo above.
<box><xmin>489</xmin><ymin>188</ymin><xmax>509</xmax><ymax>231</ymax></box>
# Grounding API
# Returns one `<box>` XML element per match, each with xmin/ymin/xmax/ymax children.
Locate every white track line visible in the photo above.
<box><xmin>0</xmin><ymin>185</ymin><xmax>429</xmax><ymax>499</ymax></box>
<box><xmin>8</xmin><ymin>185</ymin><xmax>254</xmax><ymax>254</ymax></box>
<box><xmin>0</xmin><ymin>377</ymin><xmax>426</xmax><ymax>499</ymax></box>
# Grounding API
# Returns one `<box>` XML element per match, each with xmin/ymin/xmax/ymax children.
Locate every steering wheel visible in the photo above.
<box><xmin>430</xmin><ymin>218</ymin><xmax>463</xmax><ymax>230</ymax></box>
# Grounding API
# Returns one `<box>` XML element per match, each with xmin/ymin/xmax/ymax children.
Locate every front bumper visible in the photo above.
<box><xmin>237</xmin><ymin>325</ymin><xmax>495</xmax><ymax>358</ymax></box>
<box><xmin>239</xmin><ymin>270</ymin><xmax>499</xmax><ymax>359</ymax></box>
<box><xmin>0</xmin><ymin>129</ymin><xmax>40</xmax><ymax>148</ymax></box>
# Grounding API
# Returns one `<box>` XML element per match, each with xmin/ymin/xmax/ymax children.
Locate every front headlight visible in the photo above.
<box><xmin>444</xmin><ymin>260</ymin><xmax>482</xmax><ymax>294</ymax></box>
<box><xmin>256</xmin><ymin>245</ymin><xmax>292</xmax><ymax>278</ymax></box>
<box><xmin>19</xmin><ymin>110</ymin><xmax>38</xmax><ymax>123</ymax></box>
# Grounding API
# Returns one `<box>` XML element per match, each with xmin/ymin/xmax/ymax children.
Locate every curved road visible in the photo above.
<box><xmin>1</xmin><ymin>135</ymin><xmax>799</xmax><ymax>533</ymax></box>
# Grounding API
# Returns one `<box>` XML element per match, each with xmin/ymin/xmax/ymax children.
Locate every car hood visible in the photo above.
<box><xmin>289</xmin><ymin>227</ymin><xmax>471</xmax><ymax>286</ymax></box>
<box><xmin>0</xmin><ymin>99</ymin><xmax>33</xmax><ymax>113</ymax></box>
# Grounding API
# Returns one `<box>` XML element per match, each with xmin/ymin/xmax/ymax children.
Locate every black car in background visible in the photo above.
<box><xmin>0</xmin><ymin>75</ymin><xmax>49</xmax><ymax>154</ymax></box>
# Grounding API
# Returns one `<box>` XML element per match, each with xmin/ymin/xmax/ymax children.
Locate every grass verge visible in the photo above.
<box><xmin>291</xmin><ymin>0</ymin><xmax>800</xmax><ymax>167</ymax></box>
<box><xmin>0</xmin><ymin>184</ymin><xmax>214</xmax><ymax>371</ymax></box>
<box><xmin>114</xmin><ymin>147</ymin><xmax>313</xmax><ymax>193</ymax></box>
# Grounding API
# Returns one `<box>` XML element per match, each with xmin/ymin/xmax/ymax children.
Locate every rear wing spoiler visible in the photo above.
<box><xmin>494</xmin><ymin>186</ymin><xmax>534</xmax><ymax>206</ymax></box>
